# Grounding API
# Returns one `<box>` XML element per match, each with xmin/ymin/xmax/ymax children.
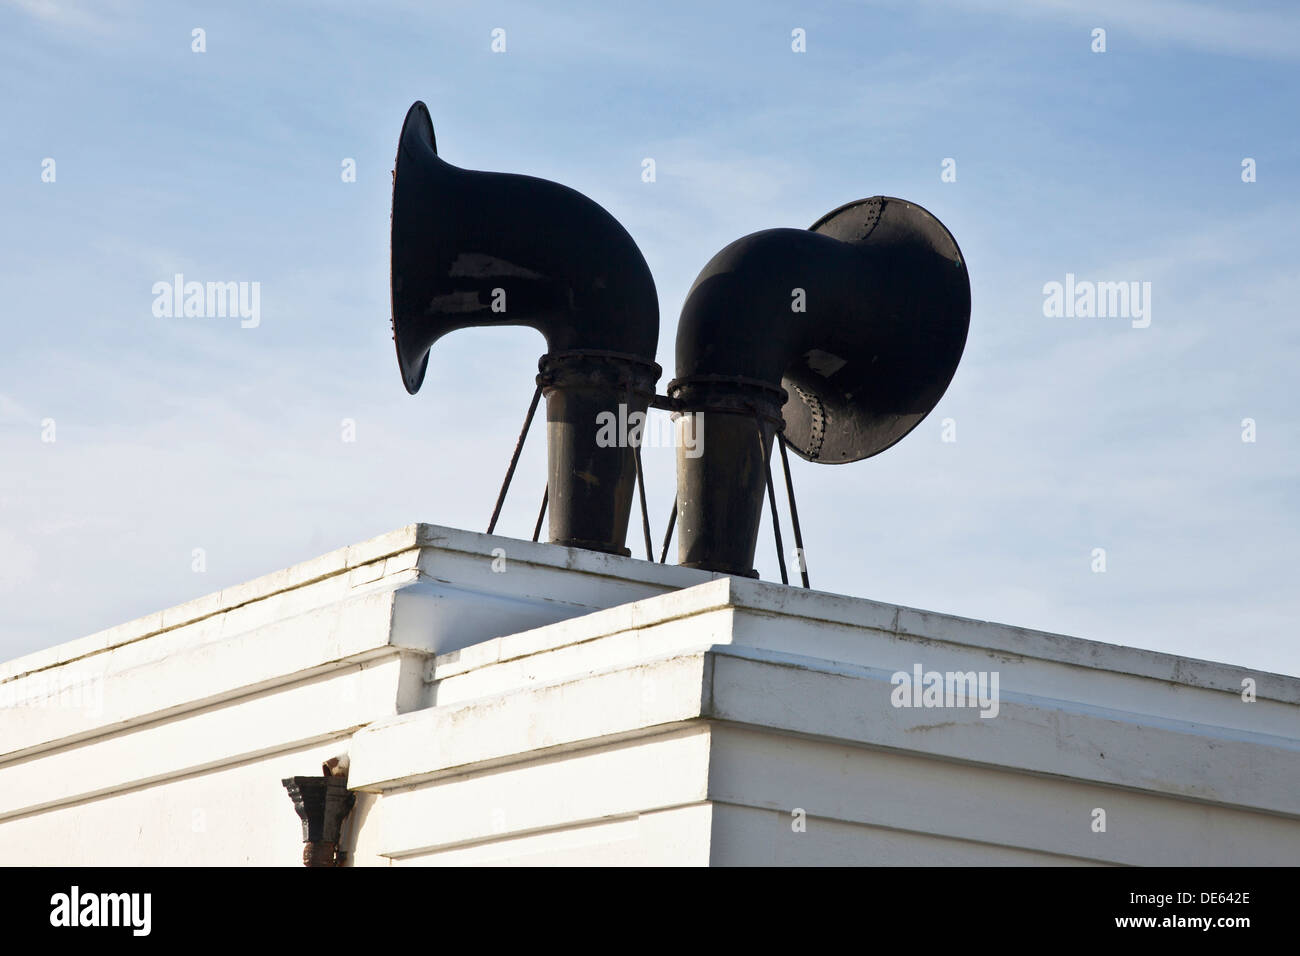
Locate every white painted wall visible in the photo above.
<box><xmin>3</xmin><ymin>524</ymin><xmax>1297</xmax><ymax>866</ymax></box>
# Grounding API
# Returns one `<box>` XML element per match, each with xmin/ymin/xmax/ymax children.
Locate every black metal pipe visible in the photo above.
<box><xmin>391</xmin><ymin>101</ymin><xmax>661</xmax><ymax>555</ymax></box>
<box><xmin>670</xmin><ymin>196</ymin><xmax>970</xmax><ymax>578</ymax></box>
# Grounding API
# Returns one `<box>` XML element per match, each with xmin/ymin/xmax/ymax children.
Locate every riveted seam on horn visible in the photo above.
<box><xmin>788</xmin><ymin>382</ymin><xmax>826</xmax><ymax>461</ymax></box>
<box><xmin>853</xmin><ymin>196</ymin><xmax>884</xmax><ymax>241</ymax></box>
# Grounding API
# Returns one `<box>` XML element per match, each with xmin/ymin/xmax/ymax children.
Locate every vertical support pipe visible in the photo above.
<box><xmin>540</xmin><ymin>353</ymin><xmax>658</xmax><ymax>555</ymax></box>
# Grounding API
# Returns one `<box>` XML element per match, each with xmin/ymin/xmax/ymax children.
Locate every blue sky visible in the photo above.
<box><xmin>1</xmin><ymin>0</ymin><xmax>1297</xmax><ymax>675</ymax></box>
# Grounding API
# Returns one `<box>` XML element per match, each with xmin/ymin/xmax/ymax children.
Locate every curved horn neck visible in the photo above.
<box><xmin>390</xmin><ymin>101</ymin><xmax>661</xmax><ymax>555</ymax></box>
<box><xmin>671</xmin><ymin>197</ymin><xmax>970</xmax><ymax>577</ymax></box>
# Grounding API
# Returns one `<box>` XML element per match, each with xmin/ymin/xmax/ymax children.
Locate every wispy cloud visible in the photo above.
<box><xmin>1</xmin><ymin>0</ymin><xmax>1296</xmax><ymax>680</ymax></box>
<box><xmin>4</xmin><ymin>0</ymin><xmax>125</xmax><ymax>35</ymax></box>
<box><xmin>924</xmin><ymin>0</ymin><xmax>1300</xmax><ymax>60</ymax></box>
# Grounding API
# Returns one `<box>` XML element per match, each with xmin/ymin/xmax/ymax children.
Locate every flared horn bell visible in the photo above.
<box><xmin>391</xmin><ymin>101</ymin><xmax>661</xmax><ymax>555</ymax></box>
<box><xmin>670</xmin><ymin>196</ymin><xmax>971</xmax><ymax>576</ymax></box>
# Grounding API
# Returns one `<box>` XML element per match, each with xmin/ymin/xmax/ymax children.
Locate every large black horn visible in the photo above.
<box><xmin>391</xmin><ymin>101</ymin><xmax>660</xmax><ymax>555</ymax></box>
<box><xmin>670</xmin><ymin>196</ymin><xmax>970</xmax><ymax>576</ymax></box>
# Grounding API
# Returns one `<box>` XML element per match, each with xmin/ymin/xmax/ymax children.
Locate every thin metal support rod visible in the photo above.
<box><xmin>659</xmin><ymin>500</ymin><xmax>677</xmax><ymax>564</ymax></box>
<box><xmin>623</xmin><ymin>381</ymin><xmax>653</xmax><ymax>561</ymax></box>
<box><xmin>633</xmin><ymin>443</ymin><xmax>653</xmax><ymax>561</ymax></box>
<box><xmin>777</xmin><ymin>434</ymin><xmax>810</xmax><ymax>589</ymax></box>
<box><xmin>532</xmin><ymin>485</ymin><xmax>548</xmax><ymax>542</ymax></box>
<box><xmin>487</xmin><ymin>385</ymin><xmax>543</xmax><ymax>535</ymax></box>
<box><xmin>755</xmin><ymin>416</ymin><xmax>788</xmax><ymax>586</ymax></box>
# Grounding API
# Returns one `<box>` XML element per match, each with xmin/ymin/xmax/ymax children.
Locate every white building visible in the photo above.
<box><xmin>2</xmin><ymin>524</ymin><xmax>1297</xmax><ymax>865</ymax></box>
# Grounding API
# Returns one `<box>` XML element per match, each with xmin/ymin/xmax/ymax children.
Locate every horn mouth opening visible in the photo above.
<box><xmin>786</xmin><ymin>196</ymin><xmax>970</xmax><ymax>463</ymax></box>
<box><xmin>390</xmin><ymin>101</ymin><xmax>441</xmax><ymax>394</ymax></box>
